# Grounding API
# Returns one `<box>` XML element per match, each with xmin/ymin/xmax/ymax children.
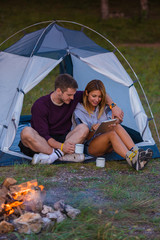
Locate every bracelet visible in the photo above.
<box><xmin>61</xmin><ymin>143</ymin><xmax>64</xmax><ymax>152</ymax></box>
<box><xmin>109</xmin><ymin>102</ymin><xmax>116</xmax><ymax>109</ymax></box>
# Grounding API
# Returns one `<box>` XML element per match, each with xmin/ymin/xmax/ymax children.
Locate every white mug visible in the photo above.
<box><xmin>96</xmin><ymin>157</ymin><xmax>105</xmax><ymax>168</ymax></box>
<box><xmin>75</xmin><ymin>144</ymin><xmax>84</xmax><ymax>154</ymax></box>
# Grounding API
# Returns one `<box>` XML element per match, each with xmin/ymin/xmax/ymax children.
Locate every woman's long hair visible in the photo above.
<box><xmin>83</xmin><ymin>80</ymin><xmax>106</xmax><ymax>119</ymax></box>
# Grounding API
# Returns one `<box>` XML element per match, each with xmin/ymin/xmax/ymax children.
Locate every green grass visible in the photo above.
<box><xmin>3</xmin><ymin>161</ymin><xmax>160</xmax><ymax>239</ymax></box>
<box><xmin>0</xmin><ymin>0</ymin><xmax>160</xmax><ymax>45</ymax></box>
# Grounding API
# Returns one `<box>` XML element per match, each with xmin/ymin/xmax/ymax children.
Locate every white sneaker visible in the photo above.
<box><xmin>32</xmin><ymin>153</ymin><xmax>50</xmax><ymax>165</ymax></box>
<box><xmin>59</xmin><ymin>153</ymin><xmax>85</xmax><ymax>162</ymax></box>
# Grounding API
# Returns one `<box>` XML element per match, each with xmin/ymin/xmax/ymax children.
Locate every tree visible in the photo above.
<box><xmin>140</xmin><ymin>0</ymin><xmax>149</xmax><ymax>18</ymax></box>
<box><xmin>101</xmin><ymin>0</ymin><xmax>109</xmax><ymax>20</ymax></box>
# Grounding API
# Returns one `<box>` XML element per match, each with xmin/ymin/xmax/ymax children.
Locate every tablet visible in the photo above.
<box><xmin>93</xmin><ymin>118</ymin><xmax>117</xmax><ymax>136</ymax></box>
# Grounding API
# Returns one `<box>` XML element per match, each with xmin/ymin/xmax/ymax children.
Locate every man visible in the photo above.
<box><xmin>19</xmin><ymin>73</ymin><xmax>124</xmax><ymax>164</ymax></box>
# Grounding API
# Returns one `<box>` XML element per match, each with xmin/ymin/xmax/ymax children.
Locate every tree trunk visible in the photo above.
<box><xmin>140</xmin><ymin>0</ymin><xmax>149</xmax><ymax>18</ymax></box>
<box><xmin>101</xmin><ymin>0</ymin><xmax>109</xmax><ymax>20</ymax></box>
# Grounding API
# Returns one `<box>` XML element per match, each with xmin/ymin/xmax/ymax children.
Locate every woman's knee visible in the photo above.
<box><xmin>105</xmin><ymin>129</ymin><xmax>117</xmax><ymax>137</ymax></box>
<box><xmin>114</xmin><ymin>123</ymin><xmax>121</xmax><ymax>130</ymax></box>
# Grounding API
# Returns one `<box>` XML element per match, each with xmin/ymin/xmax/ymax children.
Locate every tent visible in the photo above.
<box><xmin>0</xmin><ymin>20</ymin><xmax>159</xmax><ymax>166</ymax></box>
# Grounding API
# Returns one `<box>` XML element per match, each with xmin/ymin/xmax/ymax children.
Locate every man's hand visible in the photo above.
<box><xmin>62</xmin><ymin>142</ymin><xmax>75</xmax><ymax>154</ymax></box>
<box><xmin>112</xmin><ymin>106</ymin><xmax>124</xmax><ymax>123</ymax></box>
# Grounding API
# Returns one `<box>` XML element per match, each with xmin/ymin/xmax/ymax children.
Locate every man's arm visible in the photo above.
<box><xmin>105</xmin><ymin>93</ymin><xmax>124</xmax><ymax>123</ymax></box>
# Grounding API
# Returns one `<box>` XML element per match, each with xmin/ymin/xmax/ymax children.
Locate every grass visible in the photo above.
<box><xmin>0</xmin><ymin>0</ymin><xmax>160</xmax><ymax>239</ymax></box>
<box><xmin>0</xmin><ymin>0</ymin><xmax>160</xmax><ymax>45</ymax></box>
<box><xmin>2</xmin><ymin>160</ymin><xmax>160</xmax><ymax>239</ymax></box>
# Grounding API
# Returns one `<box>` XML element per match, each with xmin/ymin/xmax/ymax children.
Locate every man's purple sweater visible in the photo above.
<box><xmin>31</xmin><ymin>91</ymin><xmax>83</xmax><ymax>141</ymax></box>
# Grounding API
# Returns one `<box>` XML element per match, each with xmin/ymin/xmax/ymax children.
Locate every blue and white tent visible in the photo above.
<box><xmin>0</xmin><ymin>20</ymin><xmax>159</xmax><ymax>166</ymax></box>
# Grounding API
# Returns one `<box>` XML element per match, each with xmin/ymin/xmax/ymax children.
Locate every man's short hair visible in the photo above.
<box><xmin>55</xmin><ymin>74</ymin><xmax>78</xmax><ymax>92</ymax></box>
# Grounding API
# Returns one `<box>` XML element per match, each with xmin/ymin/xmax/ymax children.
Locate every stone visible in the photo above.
<box><xmin>47</xmin><ymin>210</ymin><xmax>66</xmax><ymax>223</ymax></box>
<box><xmin>65</xmin><ymin>205</ymin><xmax>81</xmax><ymax>219</ymax></box>
<box><xmin>41</xmin><ymin>205</ymin><xmax>54</xmax><ymax>215</ymax></box>
<box><xmin>53</xmin><ymin>200</ymin><xmax>65</xmax><ymax>212</ymax></box>
<box><xmin>42</xmin><ymin>217</ymin><xmax>55</xmax><ymax>231</ymax></box>
<box><xmin>0</xmin><ymin>220</ymin><xmax>14</xmax><ymax>234</ymax></box>
<box><xmin>13</xmin><ymin>212</ymin><xmax>43</xmax><ymax>234</ymax></box>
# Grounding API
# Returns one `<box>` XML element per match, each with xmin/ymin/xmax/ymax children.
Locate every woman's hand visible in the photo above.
<box><xmin>91</xmin><ymin>123</ymin><xmax>100</xmax><ymax>132</ymax></box>
<box><xmin>86</xmin><ymin>123</ymin><xmax>100</xmax><ymax>140</ymax></box>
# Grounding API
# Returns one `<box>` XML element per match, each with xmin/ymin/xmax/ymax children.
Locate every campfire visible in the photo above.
<box><xmin>0</xmin><ymin>178</ymin><xmax>80</xmax><ymax>234</ymax></box>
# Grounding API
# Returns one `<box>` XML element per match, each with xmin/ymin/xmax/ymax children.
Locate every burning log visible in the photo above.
<box><xmin>0</xmin><ymin>179</ymin><xmax>45</xmax><ymax>218</ymax></box>
<box><xmin>2</xmin><ymin>178</ymin><xmax>17</xmax><ymax>189</ymax></box>
<box><xmin>9</xmin><ymin>179</ymin><xmax>39</xmax><ymax>201</ymax></box>
<box><xmin>0</xmin><ymin>186</ymin><xmax>8</xmax><ymax>214</ymax></box>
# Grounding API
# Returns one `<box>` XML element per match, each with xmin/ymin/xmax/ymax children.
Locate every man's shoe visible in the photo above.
<box><xmin>59</xmin><ymin>153</ymin><xmax>85</xmax><ymax>162</ymax></box>
<box><xmin>32</xmin><ymin>153</ymin><xmax>50</xmax><ymax>165</ymax></box>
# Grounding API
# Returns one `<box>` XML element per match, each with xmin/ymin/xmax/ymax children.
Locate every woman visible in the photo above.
<box><xmin>72</xmin><ymin>79</ymin><xmax>152</xmax><ymax>171</ymax></box>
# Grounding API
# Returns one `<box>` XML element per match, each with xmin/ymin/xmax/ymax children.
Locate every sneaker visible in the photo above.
<box><xmin>126</xmin><ymin>150</ymin><xmax>145</xmax><ymax>171</ymax></box>
<box><xmin>135</xmin><ymin>150</ymin><xmax>146</xmax><ymax>171</ymax></box>
<box><xmin>59</xmin><ymin>153</ymin><xmax>85</xmax><ymax>162</ymax></box>
<box><xmin>133</xmin><ymin>148</ymin><xmax>153</xmax><ymax>170</ymax></box>
<box><xmin>126</xmin><ymin>151</ymin><xmax>137</xmax><ymax>167</ymax></box>
<box><xmin>32</xmin><ymin>153</ymin><xmax>50</xmax><ymax>165</ymax></box>
<box><xmin>143</xmin><ymin>148</ymin><xmax>153</xmax><ymax>167</ymax></box>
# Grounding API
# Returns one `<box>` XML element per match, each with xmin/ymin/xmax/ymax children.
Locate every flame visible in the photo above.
<box><xmin>1</xmin><ymin>180</ymin><xmax>44</xmax><ymax>216</ymax></box>
<box><xmin>39</xmin><ymin>185</ymin><xmax>44</xmax><ymax>191</ymax></box>
<box><xmin>2</xmin><ymin>201</ymin><xmax>23</xmax><ymax>215</ymax></box>
<box><xmin>12</xmin><ymin>181</ymin><xmax>38</xmax><ymax>200</ymax></box>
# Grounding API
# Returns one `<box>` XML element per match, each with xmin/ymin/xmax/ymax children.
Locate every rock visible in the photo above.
<box><xmin>65</xmin><ymin>205</ymin><xmax>81</xmax><ymax>219</ymax></box>
<box><xmin>13</xmin><ymin>212</ymin><xmax>43</xmax><ymax>234</ymax></box>
<box><xmin>42</xmin><ymin>217</ymin><xmax>51</xmax><ymax>226</ymax></box>
<box><xmin>42</xmin><ymin>217</ymin><xmax>55</xmax><ymax>231</ymax></box>
<box><xmin>53</xmin><ymin>200</ymin><xmax>81</xmax><ymax>219</ymax></box>
<box><xmin>41</xmin><ymin>205</ymin><xmax>54</xmax><ymax>215</ymax></box>
<box><xmin>47</xmin><ymin>210</ymin><xmax>66</xmax><ymax>223</ymax></box>
<box><xmin>0</xmin><ymin>220</ymin><xmax>14</xmax><ymax>234</ymax></box>
<box><xmin>53</xmin><ymin>200</ymin><xmax>65</xmax><ymax>212</ymax></box>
